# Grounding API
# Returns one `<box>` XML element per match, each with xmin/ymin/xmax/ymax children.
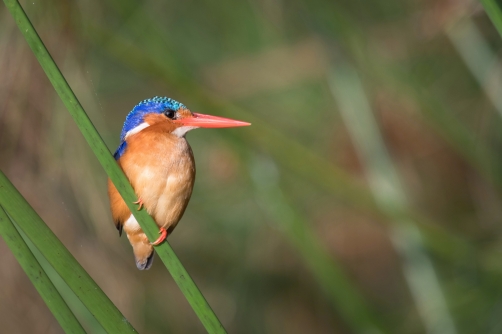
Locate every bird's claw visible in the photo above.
<box><xmin>150</xmin><ymin>227</ymin><xmax>168</xmax><ymax>246</ymax></box>
<box><xmin>133</xmin><ymin>198</ymin><xmax>144</xmax><ymax>211</ymax></box>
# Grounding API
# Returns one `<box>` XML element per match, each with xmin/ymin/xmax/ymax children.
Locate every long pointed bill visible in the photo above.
<box><xmin>175</xmin><ymin>112</ymin><xmax>251</xmax><ymax>128</ymax></box>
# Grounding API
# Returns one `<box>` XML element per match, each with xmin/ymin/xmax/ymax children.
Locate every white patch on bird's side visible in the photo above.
<box><xmin>124</xmin><ymin>214</ymin><xmax>141</xmax><ymax>233</ymax></box>
<box><xmin>125</xmin><ymin>122</ymin><xmax>150</xmax><ymax>139</ymax></box>
<box><xmin>139</xmin><ymin>167</ymin><xmax>155</xmax><ymax>181</ymax></box>
<box><xmin>172</xmin><ymin>126</ymin><xmax>198</xmax><ymax>138</ymax></box>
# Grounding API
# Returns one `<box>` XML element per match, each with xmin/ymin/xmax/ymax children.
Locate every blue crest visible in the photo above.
<box><xmin>113</xmin><ymin>96</ymin><xmax>186</xmax><ymax>159</ymax></box>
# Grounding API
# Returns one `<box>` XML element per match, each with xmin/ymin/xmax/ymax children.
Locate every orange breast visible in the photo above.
<box><xmin>118</xmin><ymin>123</ymin><xmax>196</xmax><ymax>231</ymax></box>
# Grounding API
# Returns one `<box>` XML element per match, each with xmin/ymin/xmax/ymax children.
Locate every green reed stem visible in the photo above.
<box><xmin>0</xmin><ymin>172</ymin><xmax>136</xmax><ymax>333</ymax></box>
<box><xmin>2</xmin><ymin>0</ymin><xmax>225</xmax><ymax>332</ymax></box>
<box><xmin>0</xmin><ymin>205</ymin><xmax>86</xmax><ymax>334</ymax></box>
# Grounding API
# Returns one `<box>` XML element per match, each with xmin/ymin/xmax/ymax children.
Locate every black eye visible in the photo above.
<box><xmin>163</xmin><ymin>109</ymin><xmax>176</xmax><ymax>119</ymax></box>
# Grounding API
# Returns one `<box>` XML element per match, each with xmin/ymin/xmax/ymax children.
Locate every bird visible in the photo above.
<box><xmin>108</xmin><ymin>96</ymin><xmax>250</xmax><ymax>270</ymax></box>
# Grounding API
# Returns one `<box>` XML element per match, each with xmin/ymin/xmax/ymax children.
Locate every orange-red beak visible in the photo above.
<box><xmin>176</xmin><ymin>112</ymin><xmax>251</xmax><ymax>128</ymax></box>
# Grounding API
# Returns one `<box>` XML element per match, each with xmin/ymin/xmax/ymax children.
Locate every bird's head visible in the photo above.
<box><xmin>114</xmin><ymin>96</ymin><xmax>250</xmax><ymax>159</ymax></box>
<box><xmin>120</xmin><ymin>96</ymin><xmax>250</xmax><ymax>141</ymax></box>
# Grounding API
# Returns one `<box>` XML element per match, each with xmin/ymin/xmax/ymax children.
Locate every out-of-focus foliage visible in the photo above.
<box><xmin>1</xmin><ymin>0</ymin><xmax>502</xmax><ymax>333</ymax></box>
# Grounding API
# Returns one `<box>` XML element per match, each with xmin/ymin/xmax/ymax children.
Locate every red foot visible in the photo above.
<box><xmin>150</xmin><ymin>227</ymin><xmax>168</xmax><ymax>246</ymax></box>
<box><xmin>133</xmin><ymin>198</ymin><xmax>144</xmax><ymax>211</ymax></box>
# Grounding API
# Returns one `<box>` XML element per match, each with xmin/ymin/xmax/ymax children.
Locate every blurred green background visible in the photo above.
<box><xmin>1</xmin><ymin>0</ymin><xmax>502</xmax><ymax>333</ymax></box>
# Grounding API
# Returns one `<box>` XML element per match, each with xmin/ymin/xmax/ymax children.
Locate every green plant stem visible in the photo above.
<box><xmin>0</xmin><ymin>205</ymin><xmax>86</xmax><ymax>334</ymax></box>
<box><xmin>0</xmin><ymin>171</ymin><xmax>136</xmax><ymax>333</ymax></box>
<box><xmin>17</xmin><ymin>230</ymin><xmax>107</xmax><ymax>334</ymax></box>
<box><xmin>2</xmin><ymin>0</ymin><xmax>225</xmax><ymax>333</ymax></box>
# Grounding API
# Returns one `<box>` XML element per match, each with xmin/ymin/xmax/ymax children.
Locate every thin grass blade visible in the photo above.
<box><xmin>0</xmin><ymin>171</ymin><xmax>137</xmax><ymax>333</ymax></box>
<box><xmin>2</xmin><ymin>0</ymin><xmax>225</xmax><ymax>332</ymax></box>
<box><xmin>0</xmin><ymin>205</ymin><xmax>86</xmax><ymax>334</ymax></box>
<box><xmin>15</xmin><ymin>223</ymin><xmax>107</xmax><ymax>334</ymax></box>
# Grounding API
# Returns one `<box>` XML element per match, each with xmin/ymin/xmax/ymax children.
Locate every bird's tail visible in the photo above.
<box><xmin>130</xmin><ymin>235</ymin><xmax>155</xmax><ymax>270</ymax></box>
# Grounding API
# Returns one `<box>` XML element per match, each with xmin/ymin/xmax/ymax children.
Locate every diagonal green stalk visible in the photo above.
<box><xmin>480</xmin><ymin>0</ymin><xmax>502</xmax><ymax>39</ymax></box>
<box><xmin>2</xmin><ymin>0</ymin><xmax>225</xmax><ymax>333</ymax></box>
<box><xmin>0</xmin><ymin>171</ymin><xmax>136</xmax><ymax>333</ymax></box>
<box><xmin>0</xmin><ymin>205</ymin><xmax>86</xmax><ymax>334</ymax></box>
<box><xmin>14</xmin><ymin>219</ymin><xmax>107</xmax><ymax>333</ymax></box>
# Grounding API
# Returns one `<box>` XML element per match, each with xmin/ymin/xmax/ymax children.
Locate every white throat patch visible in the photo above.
<box><xmin>172</xmin><ymin>126</ymin><xmax>198</xmax><ymax>138</ymax></box>
<box><xmin>125</xmin><ymin>122</ymin><xmax>150</xmax><ymax>139</ymax></box>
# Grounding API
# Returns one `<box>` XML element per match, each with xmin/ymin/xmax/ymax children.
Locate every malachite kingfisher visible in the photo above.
<box><xmin>108</xmin><ymin>97</ymin><xmax>250</xmax><ymax>270</ymax></box>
